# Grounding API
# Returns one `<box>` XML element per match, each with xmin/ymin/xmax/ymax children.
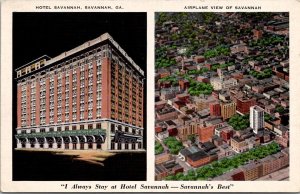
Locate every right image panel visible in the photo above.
<box><xmin>155</xmin><ymin>12</ymin><xmax>289</xmax><ymax>181</ymax></box>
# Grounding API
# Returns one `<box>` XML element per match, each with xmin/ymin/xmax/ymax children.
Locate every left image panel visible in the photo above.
<box><xmin>13</xmin><ymin>12</ymin><xmax>147</xmax><ymax>181</ymax></box>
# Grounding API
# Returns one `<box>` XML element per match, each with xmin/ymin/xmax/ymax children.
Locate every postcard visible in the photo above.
<box><xmin>1</xmin><ymin>0</ymin><xmax>300</xmax><ymax>192</ymax></box>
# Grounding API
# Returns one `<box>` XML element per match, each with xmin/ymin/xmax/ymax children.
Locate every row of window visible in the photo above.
<box><xmin>24</xmin><ymin>107</ymin><xmax>102</xmax><ymax>125</ymax></box>
<box><xmin>110</xmin><ymin>123</ymin><xmax>142</xmax><ymax>135</ymax></box>
<box><xmin>110</xmin><ymin>142</ymin><xmax>142</xmax><ymax>150</ymax></box>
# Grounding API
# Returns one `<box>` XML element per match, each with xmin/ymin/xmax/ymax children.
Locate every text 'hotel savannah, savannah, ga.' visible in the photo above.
<box><xmin>15</xmin><ymin>33</ymin><xmax>145</xmax><ymax>152</ymax></box>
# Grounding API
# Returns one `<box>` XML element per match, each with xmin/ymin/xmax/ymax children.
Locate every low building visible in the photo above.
<box><xmin>178</xmin><ymin>145</ymin><xmax>201</xmax><ymax>161</ymax></box>
<box><xmin>197</xmin><ymin>75</ymin><xmax>210</xmax><ymax>83</ymax></box>
<box><xmin>156</xmin><ymin>105</ymin><xmax>179</xmax><ymax>122</ymax></box>
<box><xmin>218</xmin><ymin>143</ymin><xmax>234</xmax><ymax>159</ymax></box>
<box><xmin>210</xmin><ymin>77</ymin><xmax>238</xmax><ymax>91</ymax></box>
<box><xmin>186</xmin><ymin>150</ymin><xmax>214</xmax><ymax>168</ymax></box>
<box><xmin>253</xmin><ymin>29</ymin><xmax>263</xmax><ymax>40</ymax></box>
<box><xmin>179</xmin><ymin>79</ymin><xmax>190</xmax><ymax>90</ymax></box>
<box><xmin>194</xmin><ymin>55</ymin><xmax>205</xmax><ymax>63</ymax></box>
<box><xmin>155</xmin><ymin>159</ymin><xmax>184</xmax><ymax>181</ymax></box>
<box><xmin>157</xmin><ymin>130</ymin><xmax>169</xmax><ymax>140</ymax></box>
<box><xmin>220</xmin><ymin>126</ymin><xmax>234</xmax><ymax>142</ymax></box>
<box><xmin>230</xmin><ymin>43</ymin><xmax>248</xmax><ymax>54</ymax></box>
<box><xmin>193</xmin><ymin>95</ymin><xmax>217</xmax><ymax>111</ymax></box>
<box><xmin>173</xmin><ymin>100</ymin><xmax>186</xmax><ymax>110</ymax></box>
<box><xmin>236</xmin><ymin>148</ymin><xmax>289</xmax><ymax>181</ymax></box>
<box><xmin>230</xmin><ymin>136</ymin><xmax>248</xmax><ymax>153</ymax></box>
<box><xmin>261</xmin><ymin>149</ymin><xmax>289</xmax><ymax>176</ymax></box>
<box><xmin>155</xmin><ymin>101</ymin><xmax>167</xmax><ymax>110</ymax></box>
<box><xmin>275</xmin><ymin>130</ymin><xmax>289</xmax><ymax>148</ymax></box>
<box><xmin>155</xmin><ymin>152</ymin><xmax>172</xmax><ymax>165</ymax></box>
<box><xmin>157</xmin><ymin>69</ymin><xmax>171</xmax><ymax>79</ymax></box>
<box><xmin>160</xmin><ymin>87</ymin><xmax>180</xmax><ymax>100</ymax></box>
<box><xmin>241</xmin><ymin>161</ymin><xmax>263</xmax><ymax>181</ymax></box>
<box><xmin>198</xmin><ymin>125</ymin><xmax>215</xmax><ymax>143</ymax></box>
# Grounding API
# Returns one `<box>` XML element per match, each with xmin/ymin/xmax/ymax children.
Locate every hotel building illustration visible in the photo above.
<box><xmin>15</xmin><ymin>33</ymin><xmax>145</xmax><ymax>151</ymax></box>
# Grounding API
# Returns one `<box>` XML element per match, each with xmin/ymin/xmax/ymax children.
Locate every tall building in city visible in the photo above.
<box><xmin>220</xmin><ymin>101</ymin><xmax>236</xmax><ymax>120</ymax></box>
<box><xmin>15</xmin><ymin>33</ymin><xmax>145</xmax><ymax>151</ymax></box>
<box><xmin>250</xmin><ymin>105</ymin><xmax>264</xmax><ymax>134</ymax></box>
<box><xmin>209</xmin><ymin>102</ymin><xmax>221</xmax><ymax>117</ymax></box>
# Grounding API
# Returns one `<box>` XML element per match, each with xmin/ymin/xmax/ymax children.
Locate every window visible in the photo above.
<box><xmin>72</xmin><ymin>126</ymin><xmax>76</xmax><ymax>130</ymax></box>
<box><xmin>111</xmin><ymin>142</ymin><xmax>115</xmax><ymax>150</ymax></box>
<box><xmin>65</xmin><ymin>126</ymin><xmax>69</xmax><ymax>131</ymax></box>
<box><xmin>80</xmin><ymin>125</ymin><xmax>84</xmax><ymax>130</ymax></box>
<box><xmin>96</xmin><ymin>123</ymin><xmax>101</xmax><ymax>129</ymax></box>
<box><xmin>88</xmin><ymin>124</ymin><xmax>93</xmax><ymax>129</ymax></box>
<box><xmin>111</xmin><ymin>124</ymin><xmax>115</xmax><ymax>132</ymax></box>
<box><xmin>88</xmin><ymin>111</ymin><xmax>92</xmax><ymax>118</ymax></box>
<box><xmin>118</xmin><ymin>125</ymin><xmax>122</xmax><ymax>131</ymax></box>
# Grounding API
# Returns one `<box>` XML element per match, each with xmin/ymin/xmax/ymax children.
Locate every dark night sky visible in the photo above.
<box><xmin>13</xmin><ymin>12</ymin><xmax>147</xmax><ymax>71</ymax></box>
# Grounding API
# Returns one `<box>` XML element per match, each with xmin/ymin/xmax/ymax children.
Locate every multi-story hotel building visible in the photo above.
<box><xmin>15</xmin><ymin>33</ymin><xmax>145</xmax><ymax>151</ymax></box>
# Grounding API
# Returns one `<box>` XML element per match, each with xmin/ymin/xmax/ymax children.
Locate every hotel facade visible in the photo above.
<box><xmin>15</xmin><ymin>33</ymin><xmax>145</xmax><ymax>151</ymax></box>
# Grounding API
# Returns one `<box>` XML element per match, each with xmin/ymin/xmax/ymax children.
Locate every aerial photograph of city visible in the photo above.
<box><xmin>155</xmin><ymin>12</ymin><xmax>289</xmax><ymax>181</ymax></box>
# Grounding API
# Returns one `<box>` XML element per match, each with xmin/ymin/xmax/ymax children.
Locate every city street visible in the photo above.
<box><xmin>175</xmin><ymin>156</ymin><xmax>193</xmax><ymax>172</ymax></box>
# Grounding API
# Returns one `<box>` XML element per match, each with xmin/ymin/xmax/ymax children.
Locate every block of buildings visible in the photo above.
<box><xmin>186</xmin><ymin>149</ymin><xmax>215</xmax><ymax>168</ymax></box>
<box><xmin>210</xmin><ymin>77</ymin><xmax>238</xmax><ymax>91</ymax></box>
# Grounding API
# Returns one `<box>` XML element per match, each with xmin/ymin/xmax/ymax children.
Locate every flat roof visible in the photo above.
<box><xmin>187</xmin><ymin>150</ymin><xmax>209</xmax><ymax>161</ymax></box>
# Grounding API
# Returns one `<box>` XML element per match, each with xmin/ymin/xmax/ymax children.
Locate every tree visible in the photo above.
<box><xmin>264</xmin><ymin>113</ymin><xmax>273</xmax><ymax>122</ymax></box>
<box><xmin>188</xmin><ymin>82</ymin><xmax>213</xmax><ymax>96</ymax></box>
<box><xmin>275</xmin><ymin>105</ymin><xmax>285</xmax><ymax>114</ymax></box>
<box><xmin>163</xmin><ymin>137</ymin><xmax>184</xmax><ymax>155</ymax></box>
<box><xmin>228</xmin><ymin>114</ymin><xmax>250</xmax><ymax>131</ymax></box>
<box><xmin>155</xmin><ymin>141</ymin><xmax>164</xmax><ymax>155</ymax></box>
<box><xmin>165</xmin><ymin>175</ymin><xmax>176</xmax><ymax>180</ymax></box>
<box><xmin>187</xmin><ymin>134</ymin><xmax>196</xmax><ymax>144</ymax></box>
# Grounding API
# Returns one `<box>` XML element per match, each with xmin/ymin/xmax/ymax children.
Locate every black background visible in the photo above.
<box><xmin>13</xmin><ymin>12</ymin><xmax>147</xmax><ymax>181</ymax></box>
<box><xmin>13</xmin><ymin>12</ymin><xmax>146</xmax><ymax>69</ymax></box>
